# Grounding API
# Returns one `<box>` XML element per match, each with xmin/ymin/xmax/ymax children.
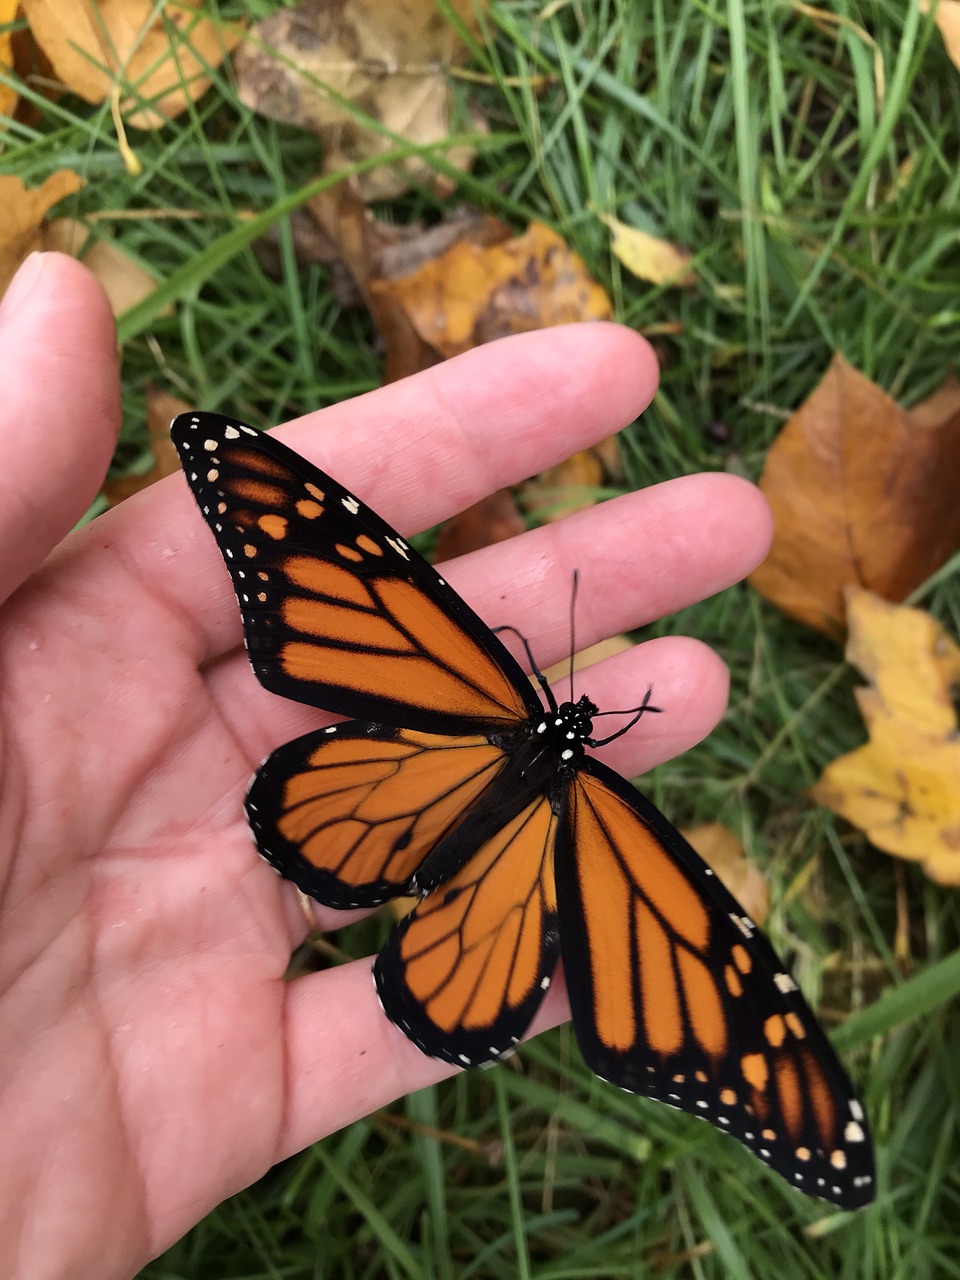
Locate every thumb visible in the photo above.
<box><xmin>0</xmin><ymin>252</ymin><xmax>121</xmax><ymax>604</ymax></box>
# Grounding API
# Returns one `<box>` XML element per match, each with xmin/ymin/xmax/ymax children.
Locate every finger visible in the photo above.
<box><xmin>86</xmin><ymin>323</ymin><xmax>658</xmax><ymax>657</ymax></box>
<box><xmin>277</xmin><ymin>952</ymin><xmax>572</xmax><ymax>1161</ymax></box>
<box><xmin>203</xmin><ymin>470</ymin><xmax>768</xmax><ymax>761</ymax></box>
<box><xmin>0</xmin><ymin>253</ymin><xmax>120</xmax><ymax>604</ymax></box>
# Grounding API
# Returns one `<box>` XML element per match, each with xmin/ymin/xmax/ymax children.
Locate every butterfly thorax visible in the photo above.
<box><xmin>412</xmin><ymin>695</ymin><xmax>598</xmax><ymax>897</ymax></box>
<box><xmin>489</xmin><ymin>693</ymin><xmax>598</xmax><ymax>788</ymax></box>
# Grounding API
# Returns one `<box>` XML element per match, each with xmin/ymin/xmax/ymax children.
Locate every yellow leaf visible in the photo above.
<box><xmin>42</xmin><ymin>218</ymin><xmax>169</xmax><ymax>318</ymax></box>
<box><xmin>0</xmin><ymin>0</ymin><xmax>18</xmax><ymax>117</ymax></box>
<box><xmin>811</xmin><ymin>588</ymin><xmax>960</xmax><ymax>885</ymax></box>
<box><xmin>372</xmin><ymin>222</ymin><xmax>611</xmax><ymax>359</ymax></box>
<box><xmin>599</xmin><ymin>213</ymin><xmax>696</xmax><ymax>287</ymax></box>
<box><xmin>21</xmin><ymin>0</ymin><xmax>242</xmax><ymax>129</ymax></box>
<box><xmin>920</xmin><ymin>0</ymin><xmax>960</xmax><ymax>72</ymax></box>
<box><xmin>844</xmin><ymin>589</ymin><xmax>960</xmax><ymax>736</ymax></box>
<box><xmin>542</xmin><ymin>635</ymin><xmax>635</xmax><ymax>685</ymax></box>
<box><xmin>681</xmin><ymin>824</ymin><xmax>770</xmax><ymax>925</ymax></box>
<box><xmin>0</xmin><ymin>170</ymin><xmax>84</xmax><ymax>297</ymax></box>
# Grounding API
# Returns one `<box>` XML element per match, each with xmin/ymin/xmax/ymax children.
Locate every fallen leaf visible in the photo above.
<box><xmin>42</xmin><ymin>218</ymin><xmax>168</xmax><ymax>318</ymax></box>
<box><xmin>920</xmin><ymin>0</ymin><xmax>960</xmax><ymax>71</ymax></box>
<box><xmin>811</xmin><ymin>588</ymin><xmax>960</xmax><ymax>885</ymax></box>
<box><xmin>681</xmin><ymin>824</ymin><xmax>770</xmax><ymax>925</ymax></box>
<box><xmin>305</xmin><ymin>194</ymin><xmax>620</xmax><ymax>520</ymax></box>
<box><xmin>103</xmin><ymin>388</ymin><xmax>189</xmax><ymax>505</ymax></box>
<box><xmin>21</xmin><ymin>0</ymin><xmax>242</xmax><ymax>129</ymax></box>
<box><xmin>0</xmin><ymin>0</ymin><xmax>18</xmax><ymax>117</ymax></box>
<box><xmin>542</xmin><ymin>634</ymin><xmax>635</xmax><ymax>685</ymax></box>
<box><xmin>599</xmin><ymin>212</ymin><xmax>696</xmax><ymax>287</ymax></box>
<box><xmin>749</xmin><ymin>355</ymin><xmax>960</xmax><ymax>636</ymax></box>
<box><xmin>0</xmin><ymin>170</ymin><xmax>84</xmax><ymax>296</ymax></box>
<box><xmin>235</xmin><ymin>0</ymin><xmax>487</xmax><ymax>200</ymax></box>
<box><xmin>7</xmin><ymin>13</ymin><xmax>59</xmax><ymax>128</ymax></box>
<box><xmin>372</xmin><ymin>221</ymin><xmax>612</xmax><ymax>358</ymax></box>
<box><xmin>309</xmin><ymin>182</ymin><xmax>513</xmax><ymax>381</ymax></box>
<box><xmin>523</xmin><ymin>448</ymin><xmax>604</xmax><ymax>523</ymax></box>
<box><xmin>434</xmin><ymin>489</ymin><xmax>526</xmax><ymax>562</ymax></box>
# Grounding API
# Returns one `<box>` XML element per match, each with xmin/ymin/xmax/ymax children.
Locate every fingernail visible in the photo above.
<box><xmin>0</xmin><ymin>252</ymin><xmax>50</xmax><ymax>324</ymax></box>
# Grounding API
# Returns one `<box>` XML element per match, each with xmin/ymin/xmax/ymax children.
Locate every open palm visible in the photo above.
<box><xmin>0</xmin><ymin>254</ymin><xmax>771</xmax><ymax>1280</ymax></box>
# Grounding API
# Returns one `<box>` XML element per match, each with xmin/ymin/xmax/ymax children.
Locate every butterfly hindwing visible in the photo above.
<box><xmin>375</xmin><ymin>792</ymin><xmax>561</xmax><ymax>1066</ymax></box>
<box><xmin>246</xmin><ymin>721</ymin><xmax>509</xmax><ymax>909</ymax></box>
<box><xmin>556</xmin><ymin>757</ymin><xmax>875</xmax><ymax>1207</ymax></box>
<box><xmin>172</xmin><ymin>411</ymin><xmax>541</xmax><ymax>733</ymax></box>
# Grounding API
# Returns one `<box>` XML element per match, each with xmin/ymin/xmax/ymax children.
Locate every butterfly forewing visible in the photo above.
<box><xmin>246</xmin><ymin>722</ymin><xmax>509</xmax><ymax>908</ymax></box>
<box><xmin>172</xmin><ymin>412</ymin><xmax>540</xmax><ymax>733</ymax></box>
<box><xmin>557</xmin><ymin>758</ymin><xmax>875</xmax><ymax>1207</ymax></box>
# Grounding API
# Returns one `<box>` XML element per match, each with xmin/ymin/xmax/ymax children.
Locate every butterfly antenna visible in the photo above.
<box><xmin>493</xmin><ymin>623</ymin><xmax>557</xmax><ymax>711</ymax></box>
<box><xmin>568</xmin><ymin>569</ymin><xmax>579</xmax><ymax>704</ymax></box>
<box><xmin>588</xmin><ymin>686</ymin><xmax>662</xmax><ymax>748</ymax></box>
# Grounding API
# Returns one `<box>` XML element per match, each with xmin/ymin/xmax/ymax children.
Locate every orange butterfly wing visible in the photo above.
<box><xmin>557</xmin><ymin>759</ymin><xmax>875</xmax><ymax>1207</ymax></box>
<box><xmin>172</xmin><ymin>412</ymin><xmax>539</xmax><ymax>733</ymax></box>
<box><xmin>247</xmin><ymin>723</ymin><xmax>508</xmax><ymax>908</ymax></box>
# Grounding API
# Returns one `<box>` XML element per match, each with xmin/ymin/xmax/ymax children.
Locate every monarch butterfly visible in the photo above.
<box><xmin>172</xmin><ymin>410</ymin><xmax>874</xmax><ymax>1208</ymax></box>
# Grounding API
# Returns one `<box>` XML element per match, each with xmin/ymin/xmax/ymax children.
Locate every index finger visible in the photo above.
<box><xmin>83</xmin><ymin>323</ymin><xmax>658</xmax><ymax>662</ymax></box>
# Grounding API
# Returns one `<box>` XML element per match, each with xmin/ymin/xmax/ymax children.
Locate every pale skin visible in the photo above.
<box><xmin>0</xmin><ymin>253</ymin><xmax>773</xmax><ymax>1280</ymax></box>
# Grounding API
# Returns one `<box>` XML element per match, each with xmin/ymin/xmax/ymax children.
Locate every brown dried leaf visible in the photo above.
<box><xmin>810</xmin><ymin>588</ymin><xmax>960</xmax><ymax>885</ymax></box>
<box><xmin>103</xmin><ymin>388</ymin><xmax>189</xmax><ymax>505</ymax></box>
<box><xmin>434</xmin><ymin>489</ymin><xmax>526</xmax><ymax>562</ymax></box>
<box><xmin>371</xmin><ymin>221</ymin><xmax>612</xmax><ymax>358</ymax></box>
<box><xmin>42</xmin><ymin>218</ymin><xmax>168</xmax><ymax>317</ymax></box>
<box><xmin>681</xmin><ymin>824</ymin><xmax>770</xmax><ymax>925</ymax></box>
<box><xmin>0</xmin><ymin>170</ymin><xmax>84</xmax><ymax>296</ymax></box>
<box><xmin>749</xmin><ymin>355</ymin><xmax>960</xmax><ymax>636</ymax></box>
<box><xmin>235</xmin><ymin>0</ymin><xmax>487</xmax><ymax>201</ymax></box>
<box><xmin>21</xmin><ymin>0</ymin><xmax>242</xmax><ymax>129</ymax></box>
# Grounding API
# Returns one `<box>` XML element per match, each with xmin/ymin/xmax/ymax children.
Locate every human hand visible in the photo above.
<box><xmin>0</xmin><ymin>252</ymin><xmax>771</xmax><ymax>1279</ymax></box>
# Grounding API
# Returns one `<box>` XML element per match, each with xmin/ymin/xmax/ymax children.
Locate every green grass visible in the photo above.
<box><xmin>4</xmin><ymin>0</ymin><xmax>960</xmax><ymax>1275</ymax></box>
